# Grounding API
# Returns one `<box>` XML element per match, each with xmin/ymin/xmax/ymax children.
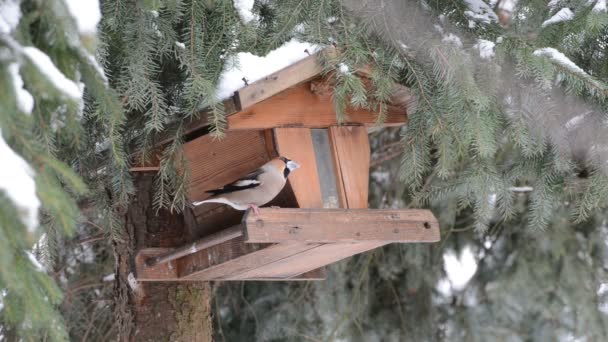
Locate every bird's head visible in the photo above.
<box><xmin>278</xmin><ymin>156</ymin><xmax>300</xmax><ymax>177</ymax></box>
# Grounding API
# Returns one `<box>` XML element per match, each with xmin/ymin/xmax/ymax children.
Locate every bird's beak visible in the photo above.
<box><xmin>287</xmin><ymin>160</ymin><xmax>300</xmax><ymax>170</ymax></box>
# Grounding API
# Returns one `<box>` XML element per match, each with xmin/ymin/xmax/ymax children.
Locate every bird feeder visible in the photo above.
<box><xmin>133</xmin><ymin>49</ymin><xmax>440</xmax><ymax>281</ymax></box>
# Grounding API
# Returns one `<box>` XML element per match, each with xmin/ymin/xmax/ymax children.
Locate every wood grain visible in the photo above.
<box><xmin>179</xmin><ymin>240</ymin><xmax>321</xmax><ymax>280</ymax></box>
<box><xmin>233</xmin><ymin>242</ymin><xmax>388</xmax><ymax>279</ymax></box>
<box><xmin>136</xmin><ymin>248</ymin><xmax>180</xmax><ymax>281</ymax></box>
<box><xmin>145</xmin><ymin>225</ymin><xmax>244</xmax><ymax>267</ymax></box>
<box><xmin>243</xmin><ymin>208</ymin><xmax>440</xmax><ymax>243</ymax></box>
<box><xmin>235</xmin><ymin>54</ymin><xmax>323</xmax><ymax>110</ymax></box>
<box><xmin>273</xmin><ymin>128</ymin><xmax>323</xmax><ymax>208</ymax></box>
<box><xmin>227</xmin><ymin>82</ymin><xmax>407</xmax><ymax>130</ymax></box>
<box><xmin>184</xmin><ymin>130</ymin><xmax>270</xmax><ymax>204</ymax></box>
<box><xmin>329</xmin><ymin>126</ymin><xmax>371</xmax><ymax>209</ymax></box>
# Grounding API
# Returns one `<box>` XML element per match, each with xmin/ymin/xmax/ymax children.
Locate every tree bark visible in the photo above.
<box><xmin>115</xmin><ymin>174</ymin><xmax>213</xmax><ymax>341</ymax></box>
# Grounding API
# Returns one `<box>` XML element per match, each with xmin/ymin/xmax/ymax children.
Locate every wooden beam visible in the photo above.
<box><xmin>145</xmin><ymin>225</ymin><xmax>243</xmax><ymax>267</ymax></box>
<box><xmin>329</xmin><ymin>126</ymin><xmax>370</xmax><ymax>209</ymax></box>
<box><xmin>234</xmin><ymin>53</ymin><xmax>324</xmax><ymax>110</ymax></box>
<box><xmin>243</xmin><ymin>208</ymin><xmax>440</xmax><ymax>243</ymax></box>
<box><xmin>227</xmin><ymin>82</ymin><xmax>407</xmax><ymax>130</ymax></box>
<box><xmin>273</xmin><ymin>128</ymin><xmax>323</xmax><ymax>208</ymax></box>
<box><xmin>136</xmin><ymin>248</ymin><xmax>180</xmax><ymax>281</ymax></box>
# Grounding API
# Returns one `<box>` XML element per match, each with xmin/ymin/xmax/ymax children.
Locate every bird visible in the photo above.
<box><xmin>191</xmin><ymin>156</ymin><xmax>300</xmax><ymax>215</ymax></box>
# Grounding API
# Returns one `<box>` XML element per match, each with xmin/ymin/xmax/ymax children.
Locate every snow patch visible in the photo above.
<box><xmin>498</xmin><ymin>0</ymin><xmax>517</xmax><ymax>12</ymax></box>
<box><xmin>442</xmin><ymin>33</ymin><xmax>463</xmax><ymax>48</ymax></box>
<box><xmin>509</xmin><ymin>186</ymin><xmax>533</xmax><ymax>192</ymax></box>
<box><xmin>338</xmin><ymin>63</ymin><xmax>350</xmax><ymax>74</ymax></box>
<box><xmin>443</xmin><ymin>246</ymin><xmax>478</xmax><ymax>290</ymax></box>
<box><xmin>234</xmin><ymin>0</ymin><xmax>256</xmax><ymax>23</ymax></box>
<box><xmin>64</xmin><ymin>0</ymin><xmax>102</xmax><ymax>34</ymax></box>
<box><xmin>564</xmin><ymin>112</ymin><xmax>590</xmax><ymax>131</ymax></box>
<box><xmin>127</xmin><ymin>272</ymin><xmax>140</xmax><ymax>292</ymax></box>
<box><xmin>216</xmin><ymin>39</ymin><xmax>319</xmax><ymax>99</ymax></box>
<box><xmin>103</xmin><ymin>273</ymin><xmax>115</xmax><ymax>282</ymax></box>
<box><xmin>0</xmin><ymin>132</ymin><xmax>40</xmax><ymax>232</ymax></box>
<box><xmin>542</xmin><ymin>8</ymin><xmax>574</xmax><ymax>27</ymax></box>
<box><xmin>593</xmin><ymin>0</ymin><xmax>607</xmax><ymax>12</ymax></box>
<box><xmin>548</xmin><ymin>0</ymin><xmax>561</xmax><ymax>8</ymax></box>
<box><xmin>23</xmin><ymin>47</ymin><xmax>83</xmax><ymax>99</ymax></box>
<box><xmin>463</xmin><ymin>0</ymin><xmax>498</xmax><ymax>24</ymax></box>
<box><xmin>533</xmin><ymin>48</ymin><xmax>587</xmax><ymax>75</ymax></box>
<box><xmin>87</xmin><ymin>53</ymin><xmax>108</xmax><ymax>84</ymax></box>
<box><xmin>474</xmin><ymin>39</ymin><xmax>495</xmax><ymax>60</ymax></box>
<box><xmin>0</xmin><ymin>0</ymin><xmax>21</xmax><ymax>33</ymax></box>
<box><xmin>175</xmin><ymin>41</ymin><xmax>186</xmax><ymax>50</ymax></box>
<box><xmin>8</xmin><ymin>63</ymin><xmax>34</xmax><ymax>114</ymax></box>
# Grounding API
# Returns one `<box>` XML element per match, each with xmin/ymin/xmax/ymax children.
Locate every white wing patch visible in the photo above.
<box><xmin>234</xmin><ymin>179</ymin><xmax>261</xmax><ymax>187</ymax></box>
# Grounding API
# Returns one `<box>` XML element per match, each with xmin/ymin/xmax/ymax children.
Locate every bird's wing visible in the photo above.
<box><xmin>205</xmin><ymin>168</ymin><xmax>264</xmax><ymax>196</ymax></box>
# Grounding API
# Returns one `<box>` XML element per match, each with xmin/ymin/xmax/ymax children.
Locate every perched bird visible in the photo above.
<box><xmin>191</xmin><ymin>156</ymin><xmax>300</xmax><ymax>215</ymax></box>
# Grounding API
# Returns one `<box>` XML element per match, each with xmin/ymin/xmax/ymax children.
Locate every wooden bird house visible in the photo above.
<box><xmin>133</xmin><ymin>49</ymin><xmax>440</xmax><ymax>281</ymax></box>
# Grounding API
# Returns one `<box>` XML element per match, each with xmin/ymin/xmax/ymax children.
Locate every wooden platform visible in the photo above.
<box><xmin>135</xmin><ymin>208</ymin><xmax>439</xmax><ymax>281</ymax></box>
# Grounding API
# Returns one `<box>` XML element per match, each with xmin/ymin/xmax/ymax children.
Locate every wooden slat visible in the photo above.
<box><xmin>273</xmin><ymin>128</ymin><xmax>323</xmax><ymax>208</ymax></box>
<box><xmin>179</xmin><ymin>241</ymin><xmax>321</xmax><ymax>280</ymax></box>
<box><xmin>329</xmin><ymin>126</ymin><xmax>371</xmax><ymax>209</ymax></box>
<box><xmin>243</xmin><ymin>268</ymin><xmax>327</xmax><ymax>281</ymax></box>
<box><xmin>234</xmin><ymin>242</ymin><xmax>388</xmax><ymax>279</ymax></box>
<box><xmin>184</xmin><ymin>130</ymin><xmax>270</xmax><ymax>203</ymax></box>
<box><xmin>235</xmin><ymin>53</ymin><xmax>324</xmax><ymax>110</ymax></box>
<box><xmin>243</xmin><ymin>208</ymin><xmax>440</xmax><ymax>243</ymax></box>
<box><xmin>227</xmin><ymin>82</ymin><xmax>407</xmax><ymax>130</ymax></box>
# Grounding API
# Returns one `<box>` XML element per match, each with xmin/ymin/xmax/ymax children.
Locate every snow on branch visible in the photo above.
<box><xmin>216</xmin><ymin>39</ymin><xmax>319</xmax><ymax>99</ymax></box>
<box><xmin>464</xmin><ymin>0</ymin><xmax>498</xmax><ymax>24</ymax></box>
<box><xmin>22</xmin><ymin>47</ymin><xmax>83</xmax><ymax>99</ymax></box>
<box><xmin>542</xmin><ymin>8</ymin><xmax>574</xmax><ymax>27</ymax></box>
<box><xmin>234</xmin><ymin>0</ymin><xmax>257</xmax><ymax>23</ymax></box>
<box><xmin>0</xmin><ymin>132</ymin><xmax>40</xmax><ymax>232</ymax></box>
<box><xmin>474</xmin><ymin>39</ymin><xmax>495</xmax><ymax>60</ymax></box>
<box><xmin>593</xmin><ymin>0</ymin><xmax>607</xmax><ymax>12</ymax></box>
<box><xmin>8</xmin><ymin>63</ymin><xmax>34</xmax><ymax>114</ymax></box>
<box><xmin>0</xmin><ymin>0</ymin><xmax>21</xmax><ymax>33</ymax></box>
<box><xmin>533</xmin><ymin>48</ymin><xmax>587</xmax><ymax>76</ymax></box>
<box><xmin>64</xmin><ymin>0</ymin><xmax>102</xmax><ymax>35</ymax></box>
<box><xmin>509</xmin><ymin>186</ymin><xmax>533</xmax><ymax>192</ymax></box>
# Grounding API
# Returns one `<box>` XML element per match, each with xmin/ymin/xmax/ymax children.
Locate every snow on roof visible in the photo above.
<box><xmin>22</xmin><ymin>47</ymin><xmax>83</xmax><ymax>99</ymax></box>
<box><xmin>0</xmin><ymin>131</ymin><xmax>40</xmax><ymax>232</ymax></box>
<box><xmin>64</xmin><ymin>0</ymin><xmax>101</xmax><ymax>35</ymax></box>
<box><xmin>8</xmin><ymin>63</ymin><xmax>34</xmax><ymax>114</ymax></box>
<box><xmin>533</xmin><ymin>48</ymin><xmax>587</xmax><ymax>75</ymax></box>
<box><xmin>0</xmin><ymin>0</ymin><xmax>21</xmax><ymax>33</ymax></box>
<box><xmin>464</xmin><ymin>0</ymin><xmax>498</xmax><ymax>24</ymax></box>
<box><xmin>216</xmin><ymin>39</ymin><xmax>320</xmax><ymax>100</ymax></box>
<box><xmin>542</xmin><ymin>8</ymin><xmax>574</xmax><ymax>27</ymax></box>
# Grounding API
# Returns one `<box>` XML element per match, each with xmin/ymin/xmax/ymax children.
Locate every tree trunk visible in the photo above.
<box><xmin>115</xmin><ymin>174</ymin><xmax>213</xmax><ymax>341</ymax></box>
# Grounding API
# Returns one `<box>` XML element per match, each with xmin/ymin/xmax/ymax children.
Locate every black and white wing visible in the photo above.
<box><xmin>205</xmin><ymin>168</ymin><xmax>264</xmax><ymax>196</ymax></box>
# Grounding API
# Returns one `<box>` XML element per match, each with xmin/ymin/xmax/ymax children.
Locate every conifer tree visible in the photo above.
<box><xmin>1</xmin><ymin>0</ymin><xmax>607</xmax><ymax>340</ymax></box>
